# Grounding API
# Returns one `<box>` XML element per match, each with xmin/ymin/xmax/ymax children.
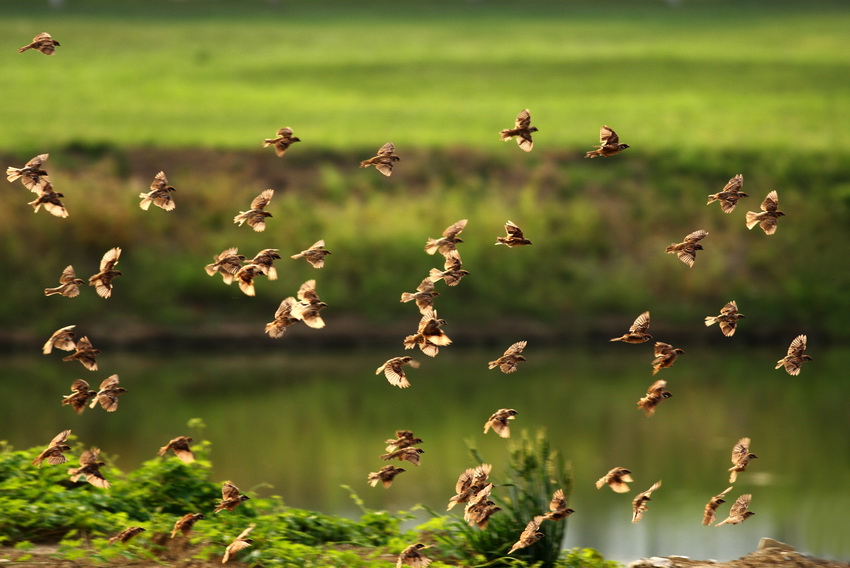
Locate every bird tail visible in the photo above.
<box><xmin>584</xmin><ymin>150</ymin><xmax>599</xmax><ymax>159</ymax></box>
<box><xmin>27</xmin><ymin>198</ymin><xmax>42</xmax><ymax>212</ymax></box>
<box><xmin>728</xmin><ymin>469</ymin><xmax>738</xmax><ymax>483</ymax></box>
<box><xmin>423</xmin><ymin>238</ymin><xmax>440</xmax><ymax>255</ymax></box>
<box><xmin>367</xmin><ymin>476</ymin><xmax>380</xmax><ymax>487</ymax></box>
<box><xmin>745</xmin><ymin>211</ymin><xmax>760</xmax><ymax>230</ymax></box>
<box><xmin>609</xmin><ymin>336</ymin><xmax>623</xmax><ymax>342</ymax></box>
<box><xmin>499</xmin><ymin>129</ymin><xmax>514</xmax><ymax>141</ymax></box>
<box><xmin>262</xmin><ymin>139</ymin><xmax>275</xmax><ymax>147</ymax></box>
<box><xmin>400</xmin><ymin>292</ymin><xmax>416</xmax><ymax>303</ymax></box>
<box><xmin>664</xmin><ymin>244</ymin><xmax>677</xmax><ymax>253</ymax></box>
<box><xmin>6</xmin><ymin>167</ymin><xmax>22</xmax><ymax>182</ymax></box>
<box><xmin>238</xmin><ymin>280</ymin><xmax>255</xmax><ymax>297</ymax></box>
<box><xmin>359</xmin><ymin>159</ymin><xmax>372</xmax><ymax>168</ymax></box>
<box><xmin>138</xmin><ymin>194</ymin><xmax>152</xmax><ymax>210</ymax></box>
<box><xmin>704</xmin><ymin>316</ymin><xmax>718</xmax><ymax>327</ymax></box>
<box><xmin>706</xmin><ymin>193</ymin><xmax>719</xmax><ymax>205</ymax></box>
<box><xmin>428</xmin><ymin>268</ymin><xmax>443</xmax><ymax>282</ymax></box>
<box><xmin>774</xmin><ymin>358</ymin><xmax>785</xmax><ymax>370</ymax></box>
<box><xmin>17</xmin><ymin>46</ymin><xmax>31</xmax><ymax>53</ymax></box>
<box><xmin>44</xmin><ymin>286</ymin><xmax>61</xmax><ymax>296</ymax></box>
<box><xmin>204</xmin><ymin>263</ymin><xmax>218</xmax><ymax>277</ymax></box>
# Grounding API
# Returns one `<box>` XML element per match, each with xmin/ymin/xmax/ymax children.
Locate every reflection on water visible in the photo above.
<box><xmin>4</xmin><ymin>345</ymin><xmax>849</xmax><ymax>562</ymax></box>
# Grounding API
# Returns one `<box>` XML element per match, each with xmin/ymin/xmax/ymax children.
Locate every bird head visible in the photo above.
<box><xmin>619</xmin><ymin>144</ymin><xmax>630</xmax><ymax>150</ymax></box>
<box><xmin>674</xmin><ymin>348</ymin><xmax>685</xmax><ymax>354</ymax></box>
<box><xmin>802</xmin><ymin>355</ymin><xmax>814</xmax><ymax>362</ymax></box>
<box><xmin>239</xmin><ymin>495</ymin><xmax>251</xmax><ymax>502</ymax></box>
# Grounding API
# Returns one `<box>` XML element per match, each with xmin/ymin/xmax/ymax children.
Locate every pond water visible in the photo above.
<box><xmin>4</xmin><ymin>343</ymin><xmax>848</xmax><ymax>563</ymax></box>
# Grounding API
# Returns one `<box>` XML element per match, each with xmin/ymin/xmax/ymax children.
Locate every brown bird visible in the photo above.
<box><xmin>89</xmin><ymin>374</ymin><xmax>126</xmax><ymax>412</ymax></box>
<box><xmin>715</xmin><ymin>494</ymin><xmax>755</xmax><ymax>526</ymax></box>
<box><xmin>171</xmin><ymin>513</ymin><xmax>205</xmax><ymax>538</ymax></box>
<box><xmin>233</xmin><ymin>263</ymin><xmax>265</xmax><ymax>297</ymax></box>
<box><xmin>509</xmin><ymin>516</ymin><xmax>545</xmax><ymax>554</ymax></box>
<box><xmin>609</xmin><ymin>311</ymin><xmax>652</xmax><ymax>344</ymax></box>
<box><xmin>541</xmin><ymin>488</ymin><xmax>575</xmax><ymax>522</ymax></box>
<box><xmin>214</xmin><ymin>482</ymin><xmax>250</xmax><ymax>513</ymax></box>
<box><xmin>109</xmin><ymin>526</ymin><xmax>146</xmax><ymax>544</ymax></box>
<box><xmin>464</xmin><ymin>497</ymin><xmax>502</xmax><ymax>529</ymax></box>
<box><xmin>360</xmin><ymin>142</ymin><xmax>399</xmax><ymax>177</ymax></box>
<box><xmin>88</xmin><ymin>247</ymin><xmax>122</xmax><ymax>299</ymax></box>
<box><xmin>45</xmin><ymin>265</ymin><xmax>86</xmax><ymax>298</ymax></box>
<box><xmin>380</xmin><ymin>447</ymin><xmax>424</xmax><ymax>466</ymax></box>
<box><xmin>28</xmin><ymin>182</ymin><xmax>68</xmax><ymax>218</ymax></box>
<box><xmin>403</xmin><ymin>308</ymin><xmax>451</xmax><ymax>357</ymax></box>
<box><xmin>397</xmin><ymin>543</ymin><xmax>431</xmax><ymax>568</ymax></box>
<box><xmin>775</xmin><ymin>334</ymin><xmax>813</xmax><ymax>376</ymax></box>
<box><xmin>43</xmin><ymin>324</ymin><xmax>77</xmax><ymax>354</ymax></box>
<box><xmin>424</xmin><ymin>219</ymin><xmax>467</xmax><ymax>260</ymax></box>
<box><xmin>496</xmin><ymin>220</ymin><xmax>533</xmax><ymax>247</ymax></box>
<box><xmin>384</xmin><ymin>430</ymin><xmax>423</xmax><ymax>452</ymax></box>
<box><xmin>447</xmin><ymin>463</ymin><xmax>492</xmax><ymax>511</ymax></box>
<box><xmin>651</xmin><ymin>342</ymin><xmax>685</xmax><ymax>375</ymax></box>
<box><xmin>139</xmin><ymin>171</ymin><xmax>176</xmax><ymax>211</ymax></box>
<box><xmin>428</xmin><ymin>257</ymin><xmax>469</xmax><ymax>287</ymax></box>
<box><xmin>728</xmin><ymin>437</ymin><xmax>757</xmax><ymax>483</ymax></box>
<box><xmin>18</xmin><ymin>32</ymin><xmax>60</xmax><ymax>55</ymax></box>
<box><xmin>68</xmin><ymin>447</ymin><xmax>110</xmax><ymax>488</ymax></box>
<box><xmin>62</xmin><ymin>336</ymin><xmax>100</xmax><ymax>371</ymax></box>
<box><xmin>745</xmin><ymin>190</ymin><xmax>784</xmax><ymax>235</ymax></box>
<box><xmin>707</xmin><ymin>174</ymin><xmax>748</xmax><ymax>213</ymax></box>
<box><xmin>483</xmin><ymin>408</ymin><xmax>518</xmax><ymax>438</ymax></box>
<box><xmin>291</xmin><ymin>279</ymin><xmax>327</xmax><ymax>328</ymax></box>
<box><xmin>32</xmin><ymin>429</ymin><xmax>72</xmax><ymax>468</ymax></box>
<box><xmin>6</xmin><ymin>153</ymin><xmax>50</xmax><ymax>192</ymax></box>
<box><xmin>376</xmin><ymin>356</ymin><xmax>420</xmax><ymax>389</ymax></box>
<box><xmin>290</xmin><ymin>239</ymin><xmax>331</xmax><ymax>269</ymax></box>
<box><xmin>702</xmin><ymin>486</ymin><xmax>733</xmax><ymax>526</ymax></box>
<box><xmin>250</xmin><ymin>249</ymin><xmax>282</xmax><ymax>281</ymax></box>
<box><xmin>665</xmin><ymin>229</ymin><xmax>708</xmax><ymax>267</ymax></box>
<box><xmin>488</xmin><ymin>341</ymin><xmax>527</xmax><ymax>374</ymax></box>
<box><xmin>585</xmin><ymin>125</ymin><xmax>630</xmax><ymax>158</ymax></box>
<box><xmin>233</xmin><ymin>189</ymin><xmax>274</xmax><ymax>232</ymax></box>
<box><xmin>265</xmin><ymin>297</ymin><xmax>300</xmax><ymax>338</ymax></box>
<box><xmin>204</xmin><ymin>247</ymin><xmax>245</xmax><ymax>285</ymax></box>
<box><xmin>631</xmin><ymin>480</ymin><xmax>662</xmax><ymax>523</ymax></box>
<box><xmin>401</xmin><ymin>278</ymin><xmax>440</xmax><ymax>314</ymax></box>
<box><xmin>499</xmin><ymin>109</ymin><xmax>538</xmax><ymax>152</ymax></box>
<box><xmin>158</xmin><ymin>436</ymin><xmax>194</xmax><ymax>463</ymax></box>
<box><xmin>637</xmin><ymin>379</ymin><xmax>672</xmax><ymax>417</ymax></box>
<box><xmin>263</xmin><ymin>126</ymin><xmax>301</xmax><ymax>157</ymax></box>
<box><xmin>705</xmin><ymin>300</ymin><xmax>745</xmax><ymax>337</ymax></box>
<box><xmin>222</xmin><ymin>524</ymin><xmax>254</xmax><ymax>563</ymax></box>
<box><xmin>595</xmin><ymin>467</ymin><xmax>633</xmax><ymax>493</ymax></box>
<box><xmin>367</xmin><ymin>465</ymin><xmax>406</xmax><ymax>488</ymax></box>
<box><xmin>62</xmin><ymin>379</ymin><xmax>98</xmax><ymax>414</ymax></box>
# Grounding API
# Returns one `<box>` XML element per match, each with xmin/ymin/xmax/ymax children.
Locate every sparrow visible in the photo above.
<box><xmin>495</xmin><ymin>220</ymin><xmax>532</xmax><ymax>247</ymax></box>
<box><xmin>707</xmin><ymin>174</ymin><xmax>748</xmax><ymax>213</ymax></box>
<box><xmin>68</xmin><ymin>448</ymin><xmax>110</xmax><ymax>488</ymax></box>
<box><xmin>171</xmin><ymin>513</ymin><xmax>205</xmax><ymax>538</ymax></box>
<box><xmin>28</xmin><ymin>182</ymin><xmax>68</xmax><ymax>218</ymax></box>
<box><xmin>262</xmin><ymin>126</ymin><xmax>301</xmax><ymax>157</ymax></box>
<box><xmin>62</xmin><ymin>336</ymin><xmax>100</xmax><ymax>371</ymax></box>
<box><xmin>18</xmin><ymin>33</ymin><xmax>60</xmax><ymax>55</ymax></box>
<box><xmin>424</xmin><ymin>219</ymin><xmax>467</xmax><ymax>260</ymax></box>
<box><xmin>705</xmin><ymin>300</ymin><xmax>745</xmax><ymax>337</ymax></box>
<box><xmin>499</xmin><ymin>109</ymin><xmax>538</xmax><ymax>152</ymax></box>
<box><xmin>483</xmin><ymin>408</ymin><xmax>518</xmax><ymax>438</ymax></box>
<box><xmin>234</xmin><ymin>263</ymin><xmax>265</xmax><ymax>297</ymax></box>
<box><xmin>715</xmin><ymin>494</ymin><xmax>755</xmax><ymax>526</ymax></box>
<box><xmin>541</xmin><ymin>488</ymin><xmax>575</xmax><ymax>522</ymax></box>
<box><xmin>376</xmin><ymin>356</ymin><xmax>420</xmax><ymax>389</ymax></box>
<box><xmin>6</xmin><ymin>153</ymin><xmax>50</xmax><ymax>191</ymax></box>
<box><xmin>464</xmin><ymin>498</ymin><xmax>501</xmax><ymax>529</ymax></box>
<box><xmin>139</xmin><ymin>171</ymin><xmax>176</xmax><ymax>211</ymax></box>
<box><xmin>584</xmin><ymin>125</ymin><xmax>629</xmax><ymax>158</ymax></box>
<box><xmin>651</xmin><ymin>342</ymin><xmax>685</xmax><ymax>375</ymax></box>
<box><xmin>233</xmin><ymin>189</ymin><xmax>274</xmax><ymax>232</ymax></box>
<box><xmin>428</xmin><ymin>257</ymin><xmax>469</xmax><ymax>287</ymax></box>
<box><xmin>62</xmin><ymin>379</ymin><xmax>97</xmax><ymax>414</ymax></box>
<box><xmin>488</xmin><ymin>341</ymin><xmax>527</xmax><ymax>374</ymax></box>
<box><xmin>609</xmin><ymin>311</ymin><xmax>652</xmax><ymax>343</ymax></box>
<box><xmin>403</xmin><ymin>308</ymin><xmax>451</xmax><ymax>357</ymax></box>
<box><xmin>596</xmin><ymin>467</ymin><xmax>633</xmax><ymax>493</ymax></box>
<box><xmin>401</xmin><ymin>278</ymin><xmax>440</xmax><ymax>314</ymax></box>
<box><xmin>384</xmin><ymin>430</ymin><xmax>423</xmax><ymax>452</ymax></box>
<box><xmin>367</xmin><ymin>465</ymin><xmax>406</xmax><ymax>488</ymax></box>
<box><xmin>158</xmin><ymin>436</ymin><xmax>194</xmax><ymax>463</ymax></box>
<box><xmin>42</xmin><ymin>324</ymin><xmax>77</xmax><ymax>354</ymax></box>
<box><xmin>222</xmin><ymin>524</ymin><xmax>255</xmax><ymax>563</ymax></box>
<box><xmin>214</xmin><ymin>482</ymin><xmax>250</xmax><ymax>513</ymax></box>
<box><xmin>637</xmin><ymin>379</ymin><xmax>672</xmax><ymax>416</ymax></box>
<box><xmin>204</xmin><ymin>247</ymin><xmax>245</xmax><ymax>285</ymax></box>
<box><xmin>290</xmin><ymin>239</ymin><xmax>331</xmax><ymax>269</ymax></box>
<box><xmin>745</xmin><ymin>190</ymin><xmax>784</xmax><ymax>235</ymax></box>
<box><xmin>665</xmin><ymin>229</ymin><xmax>708</xmax><ymax>267</ymax></box>
<box><xmin>250</xmin><ymin>249</ymin><xmax>282</xmax><ymax>281</ymax></box>
<box><xmin>775</xmin><ymin>334</ymin><xmax>813</xmax><ymax>376</ymax></box>
<box><xmin>631</xmin><ymin>480</ymin><xmax>662</xmax><ymax>523</ymax></box>
<box><xmin>45</xmin><ymin>265</ymin><xmax>86</xmax><ymax>298</ymax></box>
<box><xmin>397</xmin><ymin>543</ymin><xmax>431</xmax><ymax>568</ymax></box>
<box><xmin>728</xmin><ymin>437</ymin><xmax>757</xmax><ymax>483</ymax></box>
<box><xmin>447</xmin><ymin>464</ymin><xmax>492</xmax><ymax>511</ymax></box>
<box><xmin>291</xmin><ymin>279</ymin><xmax>327</xmax><ymax>328</ymax></box>
<box><xmin>32</xmin><ymin>429</ymin><xmax>72</xmax><ymax>468</ymax></box>
<box><xmin>88</xmin><ymin>247</ymin><xmax>122</xmax><ymax>299</ymax></box>
<box><xmin>89</xmin><ymin>374</ymin><xmax>126</xmax><ymax>412</ymax></box>
<box><xmin>265</xmin><ymin>297</ymin><xmax>300</xmax><ymax>338</ymax></box>
<box><xmin>109</xmin><ymin>527</ymin><xmax>146</xmax><ymax>544</ymax></box>
<box><xmin>702</xmin><ymin>486</ymin><xmax>733</xmax><ymax>526</ymax></box>
<box><xmin>380</xmin><ymin>447</ymin><xmax>424</xmax><ymax>466</ymax></box>
<box><xmin>509</xmin><ymin>516</ymin><xmax>545</xmax><ymax>554</ymax></box>
<box><xmin>360</xmin><ymin>142</ymin><xmax>399</xmax><ymax>177</ymax></box>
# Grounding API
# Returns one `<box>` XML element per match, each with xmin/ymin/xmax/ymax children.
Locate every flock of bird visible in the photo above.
<box><xmin>12</xmin><ymin>32</ymin><xmax>816</xmax><ymax>568</ymax></box>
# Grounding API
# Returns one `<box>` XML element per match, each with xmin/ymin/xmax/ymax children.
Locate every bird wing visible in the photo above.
<box><xmin>729</xmin><ymin>494</ymin><xmax>751</xmax><ymax>517</ymax></box>
<box><xmin>731</xmin><ymin>437</ymin><xmax>751</xmax><ymax>463</ymax></box>
<box><xmin>514</xmin><ymin>109</ymin><xmax>532</xmax><ymax>129</ymax></box>
<box><xmin>48</xmin><ymin>429</ymin><xmax>71</xmax><ymax>447</ymax></box>
<box><xmin>504</xmin><ymin>221</ymin><xmax>524</xmax><ymax>238</ymax></box>
<box><xmin>59</xmin><ymin>265</ymin><xmax>78</xmax><ymax>284</ymax></box>
<box><xmin>504</xmin><ymin>340</ymin><xmax>527</xmax><ymax>357</ymax></box>
<box><xmin>98</xmin><ymin>374</ymin><xmax>120</xmax><ymax>391</ymax></box>
<box><xmin>250</xmin><ymin>189</ymin><xmax>274</xmax><ymax>210</ymax></box>
<box><xmin>684</xmin><ymin>229</ymin><xmax>708</xmax><ymax>243</ymax></box>
<box><xmin>630</xmin><ymin>311</ymin><xmax>650</xmax><ymax>333</ymax></box>
<box><xmin>442</xmin><ymin>219</ymin><xmax>468</xmax><ymax>238</ymax></box>
<box><xmin>25</xmin><ymin>153</ymin><xmax>49</xmax><ymax>168</ymax></box>
<box><xmin>297</xmin><ymin>279</ymin><xmax>319</xmax><ymax>302</ymax></box>
<box><xmin>787</xmin><ymin>334</ymin><xmax>807</xmax><ymax>357</ymax></box>
<box><xmin>721</xmin><ymin>174</ymin><xmax>743</xmax><ymax>193</ymax></box>
<box><xmin>720</xmin><ymin>301</ymin><xmax>738</xmax><ymax>315</ymax></box>
<box><xmin>377</xmin><ymin>142</ymin><xmax>396</xmax><ymax>156</ymax></box>
<box><xmin>98</xmin><ymin>247</ymin><xmax>121</xmax><ymax>271</ymax></box>
<box><xmin>222</xmin><ymin>482</ymin><xmax>241</xmax><ymax>500</ymax></box>
<box><xmin>760</xmin><ymin>190</ymin><xmax>779</xmax><ymax>212</ymax></box>
<box><xmin>150</xmin><ymin>171</ymin><xmax>168</xmax><ymax>190</ymax></box>
<box><xmin>549</xmin><ymin>488</ymin><xmax>567</xmax><ymax>512</ymax></box>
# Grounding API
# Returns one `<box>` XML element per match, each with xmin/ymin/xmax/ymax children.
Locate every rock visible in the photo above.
<box><xmin>629</xmin><ymin>557</ymin><xmax>674</xmax><ymax>568</ymax></box>
<box><xmin>757</xmin><ymin>537</ymin><xmax>796</xmax><ymax>552</ymax></box>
